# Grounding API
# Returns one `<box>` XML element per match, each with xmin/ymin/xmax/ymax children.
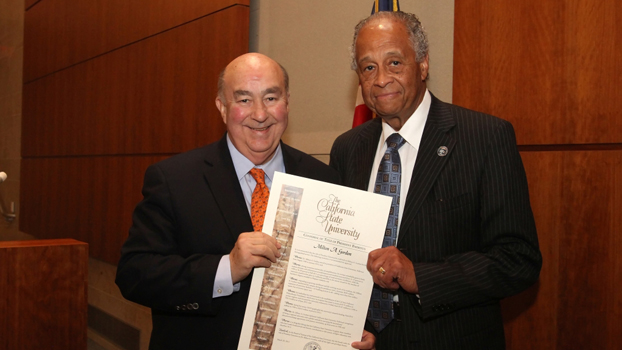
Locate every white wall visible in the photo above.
<box><xmin>249</xmin><ymin>0</ymin><xmax>455</xmax><ymax>158</ymax></box>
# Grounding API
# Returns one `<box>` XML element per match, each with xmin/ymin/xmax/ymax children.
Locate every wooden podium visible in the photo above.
<box><xmin>0</xmin><ymin>239</ymin><xmax>88</xmax><ymax>350</ymax></box>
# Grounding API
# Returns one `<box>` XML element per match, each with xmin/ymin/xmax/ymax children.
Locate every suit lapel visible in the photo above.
<box><xmin>281</xmin><ymin>142</ymin><xmax>302</xmax><ymax>175</ymax></box>
<box><xmin>203</xmin><ymin>136</ymin><xmax>253</xmax><ymax>240</ymax></box>
<box><xmin>399</xmin><ymin>96</ymin><xmax>456</xmax><ymax>241</ymax></box>
<box><xmin>349</xmin><ymin>119</ymin><xmax>383</xmax><ymax>190</ymax></box>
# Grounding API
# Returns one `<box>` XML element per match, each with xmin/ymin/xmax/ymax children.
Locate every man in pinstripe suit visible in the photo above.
<box><xmin>330</xmin><ymin>11</ymin><xmax>542</xmax><ymax>350</ymax></box>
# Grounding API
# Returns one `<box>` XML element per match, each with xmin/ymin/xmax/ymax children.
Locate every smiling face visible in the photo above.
<box><xmin>355</xmin><ymin>18</ymin><xmax>429</xmax><ymax>131</ymax></box>
<box><xmin>215</xmin><ymin>53</ymin><xmax>289</xmax><ymax>165</ymax></box>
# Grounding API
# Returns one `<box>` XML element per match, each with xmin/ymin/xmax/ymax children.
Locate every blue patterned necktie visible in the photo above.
<box><xmin>368</xmin><ymin>133</ymin><xmax>406</xmax><ymax>332</ymax></box>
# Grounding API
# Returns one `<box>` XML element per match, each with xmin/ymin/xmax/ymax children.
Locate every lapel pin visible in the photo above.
<box><xmin>437</xmin><ymin>146</ymin><xmax>448</xmax><ymax>157</ymax></box>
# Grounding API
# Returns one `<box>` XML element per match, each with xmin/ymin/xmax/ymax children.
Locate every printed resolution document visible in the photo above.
<box><xmin>238</xmin><ymin>172</ymin><xmax>392</xmax><ymax>350</ymax></box>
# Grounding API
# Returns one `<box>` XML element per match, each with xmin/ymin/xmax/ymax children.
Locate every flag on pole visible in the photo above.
<box><xmin>371</xmin><ymin>0</ymin><xmax>400</xmax><ymax>13</ymax></box>
<box><xmin>352</xmin><ymin>85</ymin><xmax>373</xmax><ymax>128</ymax></box>
<box><xmin>352</xmin><ymin>0</ymin><xmax>401</xmax><ymax>128</ymax></box>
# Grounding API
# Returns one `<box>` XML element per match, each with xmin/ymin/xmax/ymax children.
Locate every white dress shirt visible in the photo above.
<box><xmin>367</xmin><ymin>89</ymin><xmax>431</xmax><ymax>243</ymax></box>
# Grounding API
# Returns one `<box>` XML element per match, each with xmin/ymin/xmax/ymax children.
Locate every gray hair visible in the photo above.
<box><xmin>350</xmin><ymin>11</ymin><xmax>429</xmax><ymax>70</ymax></box>
<box><xmin>217</xmin><ymin>62</ymin><xmax>290</xmax><ymax>100</ymax></box>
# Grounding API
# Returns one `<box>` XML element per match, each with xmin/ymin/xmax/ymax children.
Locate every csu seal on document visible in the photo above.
<box><xmin>303</xmin><ymin>341</ymin><xmax>321</xmax><ymax>350</ymax></box>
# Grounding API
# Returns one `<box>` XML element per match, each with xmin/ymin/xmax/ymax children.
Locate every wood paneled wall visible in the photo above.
<box><xmin>20</xmin><ymin>0</ymin><xmax>250</xmax><ymax>264</ymax></box>
<box><xmin>454</xmin><ymin>1</ymin><xmax>622</xmax><ymax>146</ymax></box>
<box><xmin>0</xmin><ymin>239</ymin><xmax>88</xmax><ymax>350</ymax></box>
<box><xmin>454</xmin><ymin>0</ymin><xmax>622</xmax><ymax>348</ymax></box>
<box><xmin>23</xmin><ymin>0</ymin><xmax>249</xmax><ymax>83</ymax></box>
<box><xmin>25</xmin><ymin>0</ymin><xmax>39</xmax><ymax>10</ymax></box>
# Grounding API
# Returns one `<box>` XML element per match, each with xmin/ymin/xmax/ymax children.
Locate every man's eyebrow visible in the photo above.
<box><xmin>358</xmin><ymin>51</ymin><xmax>405</xmax><ymax>64</ymax></box>
<box><xmin>384</xmin><ymin>52</ymin><xmax>407</xmax><ymax>61</ymax></box>
<box><xmin>262</xmin><ymin>87</ymin><xmax>282</xmax><ymax>95</ymax></box>
<box><xmin>358</xmin><ymin>55</ymin><xmax>372</xmax><ymax>64</ymax></box>
<box><xmin>233</xmin><ymin>90</ymin><xmax>251</xmax><ymax>98</ymax></box>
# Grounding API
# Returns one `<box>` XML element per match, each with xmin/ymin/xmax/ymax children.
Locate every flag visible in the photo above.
<box><xmin>352</xmin><ymin>0</ymin><xmax>401</xmax><ymax>128</ymax></box>
<box><xmin>371</xmin><ymin>0</ymin><xmax>400</xmax><ymax>13</ymax></box>
<box><xmin>352</xmin><ymin>85</ymin><xmax>373</xmax><ymax>128</ymax></box>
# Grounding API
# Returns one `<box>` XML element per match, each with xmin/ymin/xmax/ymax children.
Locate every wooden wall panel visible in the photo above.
<box><xmin>501</xmin><ymin>150</ymin><xmax>622</xmax><ymax>348</ymax></box>
<box><xmin>501</xmin><ymin>152</ymin><xmax>561</xmax><ymax>349</ymax></box>
<box><xmin>20</xmin><ymin>157</ymin><xmax>167</xmax><ymax>264</ymax></box>
<box><xmin>0</xmin><ymin>239</ymin><xmax>88</xmax><ymax>350</ymax></box>
<box><xmin>21</xmin><ymin>2</ymin><xmax>249</xmax><ymax>265</ymax></box>
<box><xmin>453</xmin><ymin>1</ymin><xmax>622</xmax><ymax>145</ymax></box>
<box><xmin>22</xmin><ymin>6</ymin><xmax>247</xmax><ymax>157</ymax></box>
<box><xmin>563</xmin><ymin>1</ymin><xmax>622</xmax><ymax>145</ymax></box>
<box><xmin>25</xmin><ymin>0</ymin><xmax>40</xmax><ymax>10</ymax></box>
<box><xmin>555</xmin><ymin>151</ymin><xmax>622</xmax><ymax>349</ymax></box>
<box><xmin>23</xmin><ymin>0</ymin><xmax>250</xmax><ymax>82</ymax></box>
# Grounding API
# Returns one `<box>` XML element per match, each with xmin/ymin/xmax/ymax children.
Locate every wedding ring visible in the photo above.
<box><xmin>379</xmin><ymin>267</ymin><xmax>386</xmax><ymax>275</ymax></box>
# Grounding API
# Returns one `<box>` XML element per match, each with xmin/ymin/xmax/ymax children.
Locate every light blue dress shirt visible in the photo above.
<box><xmin>212</xmin><ymin>135</ymin><xmax>285</xmax><ymax>298</ymax></box>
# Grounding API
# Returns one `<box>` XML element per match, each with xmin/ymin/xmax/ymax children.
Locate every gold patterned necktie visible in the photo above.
<box><xmin>249</xmin><ymin>168</ymin><xmax>270</xmax><ymax>232</ymax></box>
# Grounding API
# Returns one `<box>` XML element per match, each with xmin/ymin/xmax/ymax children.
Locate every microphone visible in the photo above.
<box><xmin>0</xmin><ymin>172</ymin><xmax>7</xmax><ymax>183</ymax></box>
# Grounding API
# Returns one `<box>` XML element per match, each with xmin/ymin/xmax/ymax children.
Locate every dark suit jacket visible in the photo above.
<box><xmin>116</xmin><ymin>135</ymin><xmax>339</xmax><ymax>350</ymax></box>
<box><xmin>329</xmin><ymin>94</ymin><xmax>542</xmax><ymax>350</ymax></box>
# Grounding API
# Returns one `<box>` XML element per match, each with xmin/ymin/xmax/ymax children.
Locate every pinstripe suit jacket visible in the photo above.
<box><xmin>329</xmin><ymin>94</ymin><xmax>542</xmax><ymax>350</ymax></box>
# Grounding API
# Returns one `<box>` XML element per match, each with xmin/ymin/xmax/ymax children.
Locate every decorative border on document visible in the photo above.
<box><xmin>249</xmin><ymin>185</ymin><xmax>304</xmax><ymax>349</ymax></box>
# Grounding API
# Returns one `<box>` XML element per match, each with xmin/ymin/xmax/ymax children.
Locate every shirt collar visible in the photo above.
<box><xmin>226</xmin><ymin>134</ymin><xmax>284</xmax><ymax>182</ymax></box>
<box><xmin>381</xmin><ymin>89</ymin><xmax>431</xmax><ymax>149</ymax></box>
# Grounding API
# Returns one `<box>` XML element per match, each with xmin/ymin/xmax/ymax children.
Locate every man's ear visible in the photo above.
<box><xmin>215</xmin><ymin>96</ymin><xmax>227</xmax><ymax>124</ymax></box>
<box><xmin>285</xmin><ymin>92</ymin><xmax>290</xmax><ymax>112</ymax></box>
<box><xmin>420</xmin><ymin>55</ymin><xmax>430</xmax><ymax>81</ymax></box>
